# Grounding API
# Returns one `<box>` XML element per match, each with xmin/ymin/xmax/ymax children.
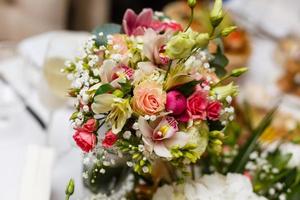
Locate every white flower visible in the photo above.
<box><xmin>279</xmin><ymin>143</ymin><xmax>300</xmax><ymax>168</ymax></box>
<box><xmin>153</xmin><ymin>173</ymin><xmax>267</xmax><ymax>200</ymax></box>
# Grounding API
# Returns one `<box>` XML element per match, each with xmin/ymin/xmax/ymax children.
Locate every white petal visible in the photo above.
<box><xmin>91</xmin><ymin>94</ymin><xmax>115</xmax><ymax>113</ymax></box>
<box><xmin>154</xmin><ymin>142</ymin><xmax>172</xmax><ymax>158</ymax></box>
<box><xmin>138</xmin><ymin>117</ymin><xmax>153</xmax><ymax>138</ymax></box>
<box><xmin>165</xmin><ymin>131</ymin><xmax>190</xmax><ymax>148</ymax></box>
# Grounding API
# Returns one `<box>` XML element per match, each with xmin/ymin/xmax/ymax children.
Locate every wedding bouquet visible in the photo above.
<box><xmin>60</xmin><ymin>0</ymin><xmax>293</xmax><ymax>199</ymax></box>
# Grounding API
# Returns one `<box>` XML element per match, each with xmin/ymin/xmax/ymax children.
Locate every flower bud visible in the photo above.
<box><xmin>230</xmin><ymin>67</ymin><xmax>248</xmax><ymax>77</ymax></box>
<box><xmin>210</xmin><ymin>82</ymin><xmax>239</xmax><ymax>100</ymax></box>
<box><xmin>166</xmin><ymin>32</ymin><xmax>196</xmax><ymax>59</ymax></box>
<box><xmin>221</xmin><ymin>26</ymin><xmax>237</xmax><ymax>37</ymax></box>
<box><xmin>196</xmin><ymin>33</ymin><xmax>210</xmax><ymax>48</ymax></box>
<box><xmin>210</xmin><ymin>0</ymin><xmax>224</xmax><ymax>27</ymax></box>
<box><xmin>188</xmin><ymin>0</ymin><xmax>197</xmax><ymax>8</ymax></box>
<box><xmin>113</xmin><ymin>89</ymin><xmax>124</xmax><ymax>98</ymax></box>
<box><xmin>65</xmin><ymin>179</ymin><xmax>75</xmax><ymax>196</ymax></box>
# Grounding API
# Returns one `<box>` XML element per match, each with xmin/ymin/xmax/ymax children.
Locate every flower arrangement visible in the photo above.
<box><xmin>65</xmin><ymin>0</ymin><xmax>244</xmax><ymax>176</ymax></box>
<box><xmin>64</xmin><ymin>1</ymin><xmax>300</xmax><ymax>199</ymax></box>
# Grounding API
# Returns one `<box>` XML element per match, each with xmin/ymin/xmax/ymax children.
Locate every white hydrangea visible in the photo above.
<box><xmin>153</xmin><ymin>173</ymin><xmax>267</xmax><ymax>200</ymax></box>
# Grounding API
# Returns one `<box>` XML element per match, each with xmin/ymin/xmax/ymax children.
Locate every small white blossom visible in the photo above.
<box><xmin>123</xmin><ymin>131</ymin><xmax>131</xmax><ymax>139</ymax></box>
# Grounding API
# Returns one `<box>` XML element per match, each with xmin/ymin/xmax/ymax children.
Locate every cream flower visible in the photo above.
<box><xmin>153</xmin><ymin>173</ymin><xmax>267</xmax><ymax>200</ymax></box>
<box><xmin>106</xmin><ymin>98</ymin><xmax>132</xmax><ymax>134</ymax></box>
<box><xmin>132</xmin><ymin>80</ymin><xmax>166</xmax><ymax>116</ymax></box>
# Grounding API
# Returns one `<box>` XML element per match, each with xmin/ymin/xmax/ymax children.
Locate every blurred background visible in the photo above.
<box><xmin>0</xmin><ymin>0</ymin><xmax>299</xmax><ymax>200</ymax></box>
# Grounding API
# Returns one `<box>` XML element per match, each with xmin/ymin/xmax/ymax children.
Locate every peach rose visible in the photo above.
<box><xmin>132</xmin><ymin>81</ymin><xmax>166</xmax><ymax>115</ymax></box>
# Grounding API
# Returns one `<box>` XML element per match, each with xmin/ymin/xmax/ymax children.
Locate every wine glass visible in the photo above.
<box><xmin>39</xmin><ymin>33</ymin><xmax>88</xmax><ymax>155</ymax></box>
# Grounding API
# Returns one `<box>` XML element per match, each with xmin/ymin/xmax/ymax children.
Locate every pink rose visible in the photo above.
<box><xmin>102</xmin><ymin>130</ymin><xmax>118</xmax><ymax>148</ymax></box>
<box><xmin>166</xmin><ymin>90</ymin><xmax>187</xmax><ymax>116</ymax></box>
<box><xmin>187</xmin><ymin>90</ymin><xmax>208</xmax><ymax>120</ymax></box>
<box><xmin>73</xmin><ymin>130</ymin><xmax>97</xmax><ymax>152</ymax></box>
<box><xmin>207</xmin><ymin>101</ymin><xmax>222</xmax><ymax>121</ymax></box>
<box><xmin>132</xmin><ymin>81</ymin><xmax>166</xmax><ymax>115</ymax></box>
<box><xmin>80</xmin><ymin>119</ymin><xmax>97</xmax><ymax>133</ymax></box>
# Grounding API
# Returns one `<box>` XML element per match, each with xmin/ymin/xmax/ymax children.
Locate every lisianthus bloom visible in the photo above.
<box><xmin>73</xmin><ymin>129</ymin><xmax>97</xmax><ymax>152</ymax></box>
<box><xmin>165</xmin><ymin>31</ymin><xmax>196</xmax><ymax>59</ymax></box>
<box><xmin>132</xmin><ymin>80</ymin><xmax>166</xmax><ymax>116</ymax></box>
<box><xmin>99</xmin><ymin>59</ymin><xmax>134</xmax><ymax>87</ymax></box>
<box><xmin>122</xmin><ymin>8</ymin><xmax>154</xmax><ymax>36</ymax></box>
<box><xmin>187</xmin><ymin>89</ymin><xmax>209</xmax><ymax>120</ymax></box>
<box><xmin>138</xmin><ymin>116</ymin><xmax>189</xmax><ymax>158</ymax></box>
<box><xmin>206</xmin><ymin>101</ymin><xmax>222</xmax><ymax>121</ymax></box>
<box><xmin>102</xmin><ymin>130</ymin><xmax>118</xmax><ymax>148</ymax></box>
<box><xmin>165</xmin><ymin>90</ymin><xmax>187</xmax><ymax>116</ymax></box>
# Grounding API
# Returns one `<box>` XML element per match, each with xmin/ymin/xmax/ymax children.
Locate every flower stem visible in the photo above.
<box><xmin>65</xmin><ymin>195</ymin><xmax>70</xmax><ymax>200</ymax></box>
<box><xmin>185</xmin><ymin>7</ymin><xmax>194</xmax><ymax>32</ymax></box>
<box><xmin>164</xmin><ymin>61</ymin><xmax>172</xmax><ymax>81</ymax></box>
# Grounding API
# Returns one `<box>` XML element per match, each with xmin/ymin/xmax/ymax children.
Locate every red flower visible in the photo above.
<box><xmin>207</xmin><ymin>101</ymin><xmax>222</xmax><ymax>121</ymax></box>
<box><xmin>102</xmin><ymin>130</ymin><xmax>118</xmax><ymax>148</ymax></box>
<box><xmin>73</xmin><ymin>130</ymin><xmax>97</xmax><ymax>152</ymax></box>
<box><xmin>81</xmin><ymin>119</ymin><xmax>97</xmax><ymax>132</ymax></box>
<box><xmin>150</xmin><ymin>21</ymin><xmax>183</xmax><ymax>33</ymax></box>
<box><xmin>187</xmin><ymin>90</ymin><xmax>208</xmax><ymax>120</ymax></box>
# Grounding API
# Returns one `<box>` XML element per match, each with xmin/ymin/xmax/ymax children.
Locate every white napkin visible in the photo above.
<box><xmin>19</xmin><ymin>145</ymin><xmax>55</xmax><ymax>200</ymax></box>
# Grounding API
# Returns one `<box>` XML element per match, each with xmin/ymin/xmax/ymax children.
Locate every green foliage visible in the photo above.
<box><xmin>95</xmin><ymin>83</ymin><xmax>115</xmax><ymax>96</ymax></box>
<box><xmin>119</xmin><ymin>80</ymin><xmax>132</xmax><ymax>96</ymax></box>
<box><xmin>209</xmin><ymin>45</ymin><xmax>228</xmax><ymax>78</ymax></box>
<box><xmin>227</xmin><ymin>106</ymin><xmax>277</xmax><ymax>173</ymax></box>
<box><xmin>175</xmin><ymin>80</ymin><xmax>199</xmax><ymax>96</ymax></box>
<box><xmin>117</xmin><ymin>140</ymin><xmax>151</xmax><ymax>175</ymax></box>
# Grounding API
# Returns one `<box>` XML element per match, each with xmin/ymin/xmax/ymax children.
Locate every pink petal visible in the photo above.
<box><xmin>138</xmin><ymin>117</ymin><xmax>153</xmax><ymax>139</ymax></box>
<box><xmin>154</xmin><ymin>142</ymin><xmax>172</xmax><ymax>158</ymax></box>
<box><xmin>165</xmin><ymin>132</ymin><xmax>190</xmax><ymax>148</ymax></box>
<box><xmin>132</xmin><ymin>26</ymin><xmax>146</xmax><ymax>36</ymax></box>
<box><xmin>122</xmin><ymin>9</ymin><xmax>137</xmax><ymax>35</ymax></box>
<box><xmin>136</xmin><ymin>8</ymin><xmax>153</xmax><ymax>27</ymax></box>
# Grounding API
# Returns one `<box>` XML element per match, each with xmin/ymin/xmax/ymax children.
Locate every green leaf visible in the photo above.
<box><xmin>288</xmin><ymin>185</ymin><xmax>300</xmax><ymax>200</ymax></box>
<box><xmin>92</xmin><ymin>23</ymin><xmax>122</xmax><ymax>46</ymax></box>
<box><xmin>176</xmin><ymin>80</ymin><xmax>200</xmax><ymax>96</ymax></box>
<box><xmin>269</xmin><ymin>151</ymin><xmax>292</xmax><ymax>170</ymax></box>
<box><xmin>227</xmin><ymin>106</ymin><xmax>278</xmax><ymax>173</ymax></box>
<box><xmin>95</xmin><ymin>83</ymin><xmax>115</xmax><ymax>96</ymax></box>
<box><xmin>209</xmin><ymin>45</ymin><xmax>229</xmax><ymax>78</ymax></box>
<box><xmin>119</xmin><ymin>80</ymin><xmax>132</xmax><ymax>95</ymax></box>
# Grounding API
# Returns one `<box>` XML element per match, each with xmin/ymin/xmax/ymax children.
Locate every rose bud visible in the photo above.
<box><xmin>73</xmin><ymin>130</ymin><xmax>97</xmax><ymax>153</ymax></box>
<box><xmin>207</xmin><ymin>101</ymin><xmax>222</xmax><ymax>121</ymax></box>
<box><xmin>81</xmin><ymin>119</ymin><xmax>97</xmax><ymax>133</ymax></box>
<box><xmin>102</xmin><ymin>130</ymin><xmax>118</xmax><ymax>148</ymax></box>
<box><xmin>166</xmin><ymin>90</ymin><xmax>187</xmax><ymax>116</ymax></box>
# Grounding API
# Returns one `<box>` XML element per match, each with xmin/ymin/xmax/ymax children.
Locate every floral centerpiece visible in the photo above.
<box><xmin>63</xmin><ymin>0</ymin><xmax>255</xmax><ymax>199</ymax></box>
